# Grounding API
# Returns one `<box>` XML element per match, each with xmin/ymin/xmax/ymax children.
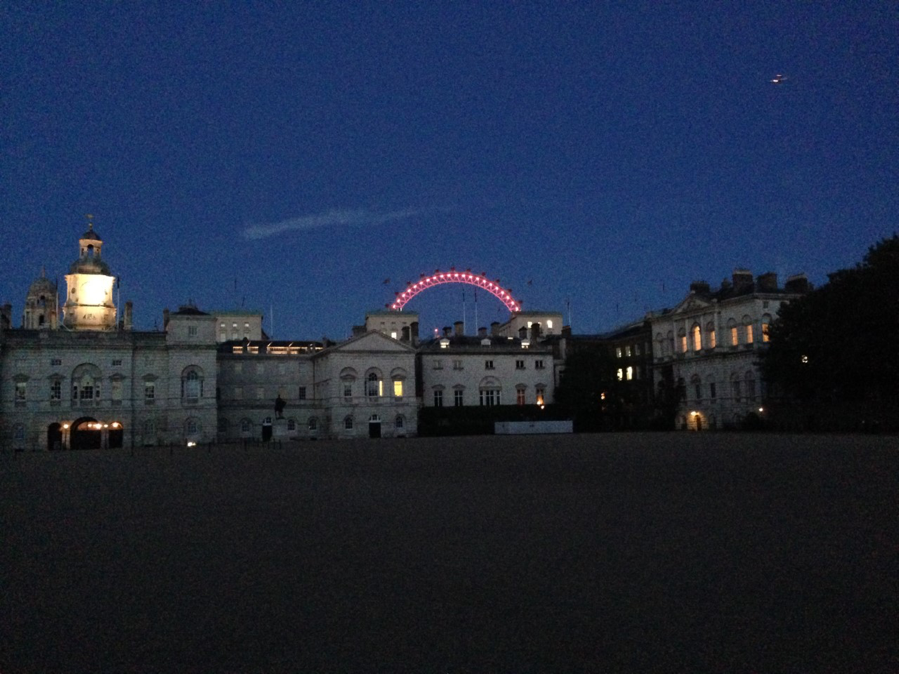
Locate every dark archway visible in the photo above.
<box><xmin>47</xmin><ymin>423</ymin><xmax>62</xmax><ymax>451</ymax></box>
<box><xmin>109</xmin><ymin>425</ymin><xmax>124</xmax><ymax>449</ymax></box>
<box><xmin>71</xmin><ymin>417</ymin><xmax>101</xmax><ymax>450</ymax></box>
<box><xmin>368</xmin><ymin>415</ymin><xmax>382</xmax><ymax>439</ymax></box>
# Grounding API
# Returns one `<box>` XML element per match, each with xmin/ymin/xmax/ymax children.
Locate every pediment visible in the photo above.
<box><xmin>326</xmin><ymin>331</ymin><xmax>415</xmax><ymax>353</ymax></box>
<box><xmin>670</xmin><ymin>294</ymin><xmax>713</xmax><ymax>315</ymax></box>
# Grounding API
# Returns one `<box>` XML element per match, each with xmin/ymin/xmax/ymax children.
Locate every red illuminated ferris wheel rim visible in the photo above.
<box><xmin>389</xmin><ymin>269</ymin><xmax>521</xmax><ymax>312</ymax></box>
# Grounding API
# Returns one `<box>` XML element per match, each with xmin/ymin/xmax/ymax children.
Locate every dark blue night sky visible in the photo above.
<box><xmin>2</xmin><ymin>3</ymin><xmax>896</xmax><ymax>339</ymax></box>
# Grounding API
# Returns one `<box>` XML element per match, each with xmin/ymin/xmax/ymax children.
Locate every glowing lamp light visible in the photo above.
<box><xmin>758</xmin><ymin>407</ymin><xmax>764</xmax><ymax>413</ymax></box>
<box><xmin>62</xmin><ymin>423</ymin><xmax>69</xmax><ymax>429</ymax></box>
<box><xmin>186</xmin><ymin>441</ymin><xmax>197</xmax><ymax>447</ymax></box>
<box><xmin>104</xmin><ymin>423</ymin><xmax>109</xmax><ymax>428</ymax></box>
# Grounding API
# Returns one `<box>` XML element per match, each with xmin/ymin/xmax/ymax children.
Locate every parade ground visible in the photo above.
<box><xmin>2</xmin><ymin>433</ymin><xmax>896</xmax><ymax>673</ymax></box>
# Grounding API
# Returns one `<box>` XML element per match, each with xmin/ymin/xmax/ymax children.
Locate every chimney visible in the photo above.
<box><xmin>757</xmin><ymin>272</ymin><xmax>778</xmax><ymax>292</ymax></box>
<box><xmin>478</xmin><ymin>326</ymin><xmax>487</xmax><ymax>338</ymax></box>
<box><xmin>162</xmin><ymin>308</ymin><xmax>170</xmax><ymax>329</ymax></box>
<box><xmin>0</xmin><ymin>303</ymin><xmax>11</xmax><ymax>330</ymax></box>
<box><xmin>784</xmin><ymin>274</ymin><xmax>810</xmax><ymax>294</ymax></box>
<box><xmin>401</xmin><ymin>325</ymin><xmax>410</xmax><ymax>342</ymax></box>
<box><xmin>490</xmin><ymin>321</ymin><xmax>501</xmax><ymax>336</ymax></box>
<box><xmin>124</xmin><ymin>301</ymin><xmax>133</xmax><ymax>331</ymax></box>
<box><xmin>518</xmin><ymin>326</ymin><xmax>528</xmax><ymax>339</ymax></box>
<box><xmin>411</xmin><ymin>321</ymin><xmax>419</xmax><ymax>344</ymax></box>
<box><xmin>454</xmin><ymin>321</ymin><xmax>464</xmax><ymax>337</ymax></box>
<box><xmin>561</xmin><ymin>325</ymin><xmax>572</xmax><ymax>337</ymax></box>
<box><xmin>443</xmin><ymin>326</ymin><xmax>452</xmax><ymax>337</ymax></box>
<box><xmin>531</xmin><ymin>323</ymin><xmax>542</xmax><ymax>340</ymax></box>
<box><xmin>732</xmin><ymin>269</ymin><xmax>754</xmax><ymax>293</ymax></box>
<box><xmin>689</xmin><ymin>280</ymin><xmax>711</xmax><ymax>294</ymax></box>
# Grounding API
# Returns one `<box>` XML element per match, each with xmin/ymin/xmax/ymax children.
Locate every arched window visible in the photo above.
<box><xmin>344</xmin><ymin>416</ymin><xmax>354</xmax><ymax>430</ymax></box>
<box><xmin>727</xmin><ymin>318</ymin><xmax>738</xmax><ymax>346</ymax></box>
<box><xmin>677</xmin><ymin>327</ymin><xmax>687</xmax><ymax>353</ymax></box>
<box><xmin>366</xmin><ymin>372</ymin><xmax>382</xmax><ymax>398</ymax></box>
<box><xmin>743</xmin><ymin>315</ymin><xmax>754</xmax><ymax>344</ymax></box>
<box><xmin>690</xmin><ymin>374</ymin><xmax>702</xmax><ymax>401</ymax></box>
<box><xmin>287</xmin><ymin>418</ymin><xmax>297</xmax><ymax>432</ymax></box>
<box><xmin>731</xmin><ymin>372</ymin><xmax>742</xmax><ymax>401</ymax></box>
<box><xmin>705</xmin><ymin>321</ymin><xmax>717</xmax><ymax>349</ymax></box>
<box><xmin>395</xmin><ymin>415</ymin><xmax>404</xmax><ymax>430</ymax></box>
<box><xmin>691</xmin><ymin>324</ymin><xmax>702</xmax><ymax>351</ymax></box>
<box><xmin>185</xmin><ymin>417</ymin><xmax>201</xmax><ymax>436</ymax></box>
<box><xmin>71</xmin><ymin>364</ymin><xmax>102</xmax><ymax>404</ymax></box>
<box><xmin>761</xmin><ymin>314</ymin><xmax>772</xmax><ymax>343</ymax></box>
<box><xmin>240</xmin><ymin>418</ymin><xmax>252</xmax><ymax>434</ymax></box>
<box><xmin>308</xmin><ymin>417</ymin><xmax>319</xmax><ymax>432</ymax></box>
<box><xmin>655</xmin><ymin>333</ymin><xmax>665</xmax><ymax>357</ymax></box>
<box><xmin>181</xmin><ymin>366</ymin><xmax>204</xmax><ymax>401</ymax></box>
<box><xmin>745</xmin><ymin>370</ymin><xmax>756</xmax><ymax>401</ymax></box>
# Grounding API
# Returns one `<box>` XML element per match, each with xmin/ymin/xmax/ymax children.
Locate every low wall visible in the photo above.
<box><xmin>494</xmin><ymin>420</ymin><xmax>573</xmax><ymax>435</ymax></box>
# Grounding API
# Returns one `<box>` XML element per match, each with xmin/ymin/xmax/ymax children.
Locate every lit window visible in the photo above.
<box><xmin>731</xmin><ymin>326</ymin><xmax>739</xmax><ymax>346</ymax></box>
<box><xmin>616</xmin><ymin>368</ymin><xmax>624</xmax><ymax>381</ymax></box>
<box><xmin>745</xmin><ymin>324</ymin><xmax>754</xmax><ymax>344</ymax></box>
<box><xmin>390</xmin><ymin>331</ymin><xmax>397</xmax><ymax>339</ymax></box>
<box><xmin>679</xmin><ymin>333</ymin><xmax>687</xmax><ymax>353</ymax></box>
<box><xmin>626</xmin><ymin>366</ymin><xmax>633</xmax><ymax>381</ymax></box>
<box><xmin>616</xmin><ymin>347</ymin><xmax>622</xmax><ymax>358</ymax></box>
<box><xmin>536</xmin><ymin>386</ymin><xmax>545</xmax><ymax>406</ymax></box>
<box><xmin>625</xmin><ymin>345</ymin><xmax>632</xmax><ymax>357</ymax></box>
<box><xmin>706</xmin><ymin>323</ymin><xmax>716</xmax><ymax>349</ymax></box>
<box><xmin>691</xmin><ymin>325</ymin><xmax>701</xmax><ymax>351</ymax></box>
<box><xmin>762</xmin><ymin>322</ymin><xmax>771</xmax><ymax>343</ymax></box>
<box><xmin>393</xmin><ymin>380</ymin><xmax>404</xmax><ymax>398</ymax></box>
<box><xmin>546</xmin><ymin>320</ymin><xmax>553</xmax><ymax>329</ymax></box>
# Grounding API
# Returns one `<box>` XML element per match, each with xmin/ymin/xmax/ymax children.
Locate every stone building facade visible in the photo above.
<box><xmin>649</xmin><ymin>270</ymin><xmax>810</xmax><ymax>430</ymax></box>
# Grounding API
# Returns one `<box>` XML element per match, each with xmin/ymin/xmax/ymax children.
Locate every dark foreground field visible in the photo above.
<box><xmin>1</xmin><ymin>433</ymin><xmax>896</xmax><ymax>673</ymax></box>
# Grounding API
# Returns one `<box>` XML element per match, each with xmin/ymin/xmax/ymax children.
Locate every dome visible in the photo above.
<box><xmin>81</xmin><ymin>221</ymin><xmax>101</xmax><ymax>241</ymax></box>
<box><xmin>27</xmin><ymin>274</ymin><xmax>57</xmax><ymax>298</ymax></box>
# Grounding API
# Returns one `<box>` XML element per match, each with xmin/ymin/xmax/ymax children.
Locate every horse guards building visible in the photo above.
<box><xmin>1</xmin><ymin>223</ymin><xmax>809</xmax><ymax>450</ymax></box>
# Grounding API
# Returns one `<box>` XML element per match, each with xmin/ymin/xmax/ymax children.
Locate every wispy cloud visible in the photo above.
<box><xmin>243</xmin><ymin>207</ymin><xmax>424</xmax><ymax>240</ymax></box>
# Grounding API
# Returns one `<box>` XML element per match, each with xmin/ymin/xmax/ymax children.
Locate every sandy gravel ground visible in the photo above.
<box><xmin>1</xmin><ymin>433</ymin><xmax>897</xmax><ymax>673</ymax></box>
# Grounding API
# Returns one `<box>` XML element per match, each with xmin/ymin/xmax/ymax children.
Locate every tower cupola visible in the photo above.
<box><xmin>23</xmin><ymin>268</ymin><xmax>59</xmax><ymax>329</ymax></box>
<box><xmin>63</xmin><ymin>216</ymin><xmax>117</xmax><ymax>330</ymax></box>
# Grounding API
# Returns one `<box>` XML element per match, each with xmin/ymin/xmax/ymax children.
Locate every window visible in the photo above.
<box><xmin>343</xmin><ymin>380</ymin><xmax>353</xmax><ymax>401</ymax></box>
<box><xmin>111</xmin><ymin>378</ymin><xmax>123</xmax><ymax>404</ymax></box>
<box><xmin>516</xmin><ymin>388</ymin><xmax>526</xmax><ymax>405</ymax></box>
<box><xmin>710</xmin><ymin>382</ymin><xmax>717</xmax><ymax>399</ymax></box>
<box><xmin>535</xmin><ymin>360</ymin><xmax>545</xmax><ymax>370</ymax></box>
<box><xmin>433</xmin><ymin>389</ymin><xmax>444</xmax><ymax>407</ymax></box>
<box><xmin>395</xmin><ymin>415</ymin><xmax>404</xmax><ymax>430</ymax></box>
<box><xmin>453</xmin><ymin>360</ymin><xmax>463</xmax><ymax>370</ymax></box>
<box><xmin>745</xmin><ymin>371</ymin><xmax>756</xmax><ymax>401</ymax></box>
<box><xmin>15</xmin><ymin>381</ymin><xmax>27</xmax><ymax>404</ymax></box>
<box><xmin>240</xmin><ymin>419</ymin><xmax>252</xmax><ymax>434</ymax></box>
<box><xmin>366</xmin><ymin>373</ymin><xmax>381</xmax><ymax>398</ymax></box>
<box><xmin>485</xmin><ymin>360</ymin><xmax>495</xmax><ymax>370</ymax></box>
<box><xmin>536</xmin><ymin>386</ymin><xmax>546</xmax><ymax>406</ymax></box>
<box><xmin>762</xmin><ymin>315</ymin><xmax>772</xmax><ymax>343</ymax></box>
<box><xmin>71</xmin><ymin>365</ymin><xmax>101</xmax><ymax>404</ymax></box>
<box><xmin>298</xmin><ymin>386</ymin><xmax>307</xmax><ymax>401</ymax></box>
<box><xmin>181</xmin><ymin>367</ymin><xmax>203</xmax><ymax>401</ymax></box>
<box><xmin>625</xmin><ymin>345</ymin><xmax>632</xmax><ymax>357</ymax></box>
<box><xmin>731</xmin><ymin>374</ymin><xmax>742</xmax><ymax>402</ymax></box>
<box><xmin>744</xmin><ymin>317</ymin><xmax>754</xmax><ymax>344</ymax></box>
<box><xmin>308</xmin><ymin>418</ymin><xmax>318</xmax><ymax>431</ymax></box>
<box><xmin>691</xmin><ymin>324</ymin><xmax>701</xmax><ymax>351</ymax></box>
<box><xmin>678</xmin><ymin>329</ymin><xmax>687</xmax><ymax>353</ymax></box>
<box><xmin>616</xmin><ymin>347</ymin><xmax>622</xmax><ymax>358</ymax></box>
<box><xmin>626</xmin><ymin>366</ymin><xmax>633</xmax><ymax>381</ymax></box>
<box><xmin>185</xmin><ymin>418</ymin><xmax>199</xmax><ymax>435</ymax></box>
<box><xmin>50</xmin><ymin>380</ymin><xmax>62</xmax><ymax>400</ymax></box>
<box><xmin>691</xmin><ymin>375</ymin><xmax>701</xmax><ymax>401</ymax></box>
<box><xmin>145</xmin><ymin>381</ymin><xmax>156</xmax><ymax>402</ymax></box>
<box><xmin>616</xmin><ymin>368</ymin><xmax>624</xmax><ymax>381</ymax></box>
<box><xmin>287</xmin><ymin>419</ymin><xmax>296</xmax><ymax>431</ymax></box>
<box><xmin>634</xmin><ymin>343</ymin><xmax>642</xmax><ymax>356</ymax></box>
<box><xmin>188</xmin><ymin>326</ymin><xmax>198</xmax><ymax>337</ymax></box>
<box><xmin>51</xmin><ymin>358</ymin><xmax>62</xmax><ymax>366</ymax></box>
<box><xmin>729</xmin><ymin>322</ymin><xmax>739</xmax><ymax>346</ymax></box>
<box><xmin>433</xmin><ymin>360</ymin><xmax>443</xmax><ymax>370</ymax></box>
<box><xmin>546</xmin><ymin>320</ymin><xmax>553</xmax><ymax>329</ymax></box>
<box><xmin>706</xmin><ymin>323</ymin><xmax>716</xmax><ymax>349</ymax></box>
<box><xmin>516</xmin><ymin>360</ymin><xmax>525</xmax><ymax>370</ymax></box>
<box><xmin>344</xmin><ymin>416</ymin><xmax>354</xmax><ymax>430</ymax></box>
<box><xmin>393</xmin><ymin>380</ymin><xmax>404</xmax><ymax>398</ymax></box>
<box><xmin>479</xmin><ymin>389</ymin><xmax>500</xmax><ymax>406</ymax></box>
<box><xmin>454</xmin><ymin>389</ymin><xmax>464</xmax><ymax>407</ymax></box>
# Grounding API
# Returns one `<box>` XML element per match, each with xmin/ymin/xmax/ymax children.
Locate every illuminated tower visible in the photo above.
<box><xmin>63</xmin><ymin>218</ymin><xmax>117</xmax><ymax>330</ymax></box>
<box><xmin>23</xmin><ymin>268</ymin><xmax>59</xmax><ymax>329</ymax></box>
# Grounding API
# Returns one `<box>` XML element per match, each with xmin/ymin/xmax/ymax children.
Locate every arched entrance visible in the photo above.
<box><xmin>71</xmin><ymin>417</ymin><xmax>101</xmax><ymax>450</ymax></box>
<box><xmin>47</xmin><ymin>423</ymin><xmax>63</xmax><ymax>451</ymax></box>
<box><xmin>368</xmin><ymin>414</ymin><xmax>382</xmax><ymax>439</ymax></box>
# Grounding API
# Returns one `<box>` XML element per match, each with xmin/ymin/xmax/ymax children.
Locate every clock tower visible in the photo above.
<box><xmin>63</xmin><ymin>217</ymin><xmax>117</xmax><ymax>331</ymax></box>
